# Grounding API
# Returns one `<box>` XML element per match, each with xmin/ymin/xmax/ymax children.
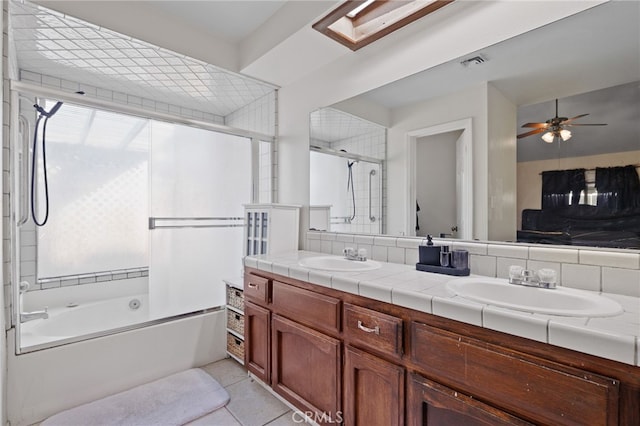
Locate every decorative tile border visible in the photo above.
<box><xmin>36</xmin><ymin>267</ymin><xmax>148</xmax><ymax>291</ymax></box>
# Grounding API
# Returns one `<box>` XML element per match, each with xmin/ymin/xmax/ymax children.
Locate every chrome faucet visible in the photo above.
<box><xmin>343</xmin><ymin>247</ymin><xmax>367</xmax><ymax>262</ymax></box>
<box><xmin>508</xmin><ymin>266</ymin><xmax>557</xmax><ymax>289</ymax></box>
<box><xmin>20</xmin><ymin>308</ymin><xmax>48</xmax><ymax>323</ymax></box>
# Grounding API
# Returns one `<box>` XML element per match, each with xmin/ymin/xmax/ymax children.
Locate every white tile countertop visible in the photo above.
<box><xmin>245</xmin><ymin>250</ymin><xmax>640</xmax><ymax>367</ymax></box>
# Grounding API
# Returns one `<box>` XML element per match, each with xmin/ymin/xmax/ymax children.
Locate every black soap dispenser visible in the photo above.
<box><xmin>418</xmin><ymin>235</ymin><xmax>441</xmax><ymax>266</ymax></box>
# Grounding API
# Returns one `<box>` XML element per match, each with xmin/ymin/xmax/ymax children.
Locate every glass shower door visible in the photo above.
<box><xmin>148</xmin><ymin>122</ymin><xmax>251</xmax><ymax>320</ymax></box>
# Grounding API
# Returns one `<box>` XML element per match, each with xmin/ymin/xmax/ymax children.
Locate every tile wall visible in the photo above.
<box><xmin>226</xmin><ymin>91</ymin><xmax>276</xmax><ymax>137</ymax></box>
<box><xmin>4</xmin><ymin>71</ymin><xmax>277</xmax><ymax>324</ymax></box>
<box><xmin>20</xmin><ymin>69</ymin><xmax>279</xmax><ymax>206</ymax></box>
<box><xmin>20</xmin><ymin>70</ymin><xmax>226</xmax><ymax>125</ymax></box>
<box><xmin>37</xmin><ymin>266</ymin><xmax>148</xmax><ymax>290</ymax></box>
<box><xmin>310</xmin><ymin>129</ymin><xmax>386</xmax><ymax>235</ymax></box>
<box><xmin>306</xmin><ymin>231</ymin><xmax>640</xmax><ymax>297</ymax></box>
<box><xmin>3</xmin><ymin>3</ymin><xmax>11</xmax><ymax>328</ymax></box>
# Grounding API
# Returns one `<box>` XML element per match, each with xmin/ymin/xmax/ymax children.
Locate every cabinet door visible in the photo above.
<box><xmin>344</xmin><ymin>345</ymin><xmax>404</xmax><ymax>426</ymax></box>
<box><xmin>411</xmin><ymin>321</ymin><xmax>620</xmax><ymax>425</ymax></box>
<box><xmin>407</xmin><ymin>373</ymin><xmax>533</xmax><ymax>426</ymax></box>
<box><xmin>244</xmin><ymin>301</ymin><xmax>270</xmax><ymax>383</ymax></box>
<box><xmin>272</xmin><ymin>314</ymin><xmax>341</xmax><ymax>425</ymax></box>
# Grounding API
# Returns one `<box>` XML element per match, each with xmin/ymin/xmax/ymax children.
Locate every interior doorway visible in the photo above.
<box><xmin>415</xmin><ymin>130</ymin><xmax>463</xmax><ymax>238</ymax></box>
<box><xmin>406</xmin><ymin>118</ymin><xmax>473</xmax><ymax>239</ymax></box>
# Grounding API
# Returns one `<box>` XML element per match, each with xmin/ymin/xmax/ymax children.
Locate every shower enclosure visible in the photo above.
<box><xmin>11</xmin><ymin>94</ymin><xmax>268</xmax><ymax>351</ymax></box>
<box><xmin>310</xmin><ymin>149</ymin><xmax>383</xmax><ymax>234</ymax></box>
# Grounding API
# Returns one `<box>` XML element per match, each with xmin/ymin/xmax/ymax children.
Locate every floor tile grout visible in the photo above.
<box><xmin>201</xmin><ymin>357</ymin><xmax>301</xmax><ymax>426</ymax></box>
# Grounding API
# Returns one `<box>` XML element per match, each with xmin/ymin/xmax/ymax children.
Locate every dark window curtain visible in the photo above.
<box><xmin>595</xmin><ymin>165</ymin><xmax>640</xmax><ymax>210</ymax></box>
<box><xmin>541</xmin><ymin>169</ymin><xmax>586</xmax><ymax>209</ymax></box>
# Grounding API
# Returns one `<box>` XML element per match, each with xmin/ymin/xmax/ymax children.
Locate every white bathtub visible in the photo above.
<box><xmin>9</xmin><ymin>302</ymin><xmax>227</xmax><ymax>426</ymax></box>
<box><xmin>20</xmin><ymin>294</ymin><xmax>150</xmax><ymax>350</ymax></box>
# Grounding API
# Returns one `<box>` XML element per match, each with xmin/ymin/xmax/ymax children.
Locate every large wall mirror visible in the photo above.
<box><xmin>309</xmin><ymin>108</ymin><xmax>386</xmax><ymax>234</ymax></box>
<box><xmin>309</xmin><ymin>1</ymin><xmax>640</xmax><ymax>249</ymax></box>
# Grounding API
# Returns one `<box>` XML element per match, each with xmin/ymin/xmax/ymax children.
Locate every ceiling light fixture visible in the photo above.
<box><xmin>313</xmin><ymin>0</ymin><xmax>455</xmax><ymax>51</ymax></box>
<box><xmin>541</xmin><ymin>128</ymin><xmax>572</xmax><ymax>143</ymax></box>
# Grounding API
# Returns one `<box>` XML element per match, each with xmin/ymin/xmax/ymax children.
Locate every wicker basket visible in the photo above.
<box><xmin>226</xmin><ymin>285</ymin><xmax>244</xmax><ymax>311</ymax></box>
<box><xmin>227</xmin><ymin>309</ymin><xmax>245</xmax><ymax>335</ymax></box>
<box><xmin>226</xmin><ymin>332</ymin><xmax>244</xmax><ymax>361</ymax></box>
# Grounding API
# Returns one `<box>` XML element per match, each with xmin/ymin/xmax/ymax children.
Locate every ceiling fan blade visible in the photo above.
<box><xmin>521</xmin><ymin>122</ymin><xmax>549</xmax><ymax>129</ymax></box>
<box><xmin>564</xmin><ymin>123</ymin><xmax>608</xmax><ymax>126</ymax></box>
<box><xmin>517</xmin><ymin>128</ymin><xmax>546</xmax><ymax>139</ymax></box>
<box><xmin>561</xmin><ymin>113</ymin><xmax>589</xmax><ymax>124</ymax></box>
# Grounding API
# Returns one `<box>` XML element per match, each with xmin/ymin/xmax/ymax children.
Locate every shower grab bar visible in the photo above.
<box><xmin>18</xmin><ymin>115</ymin><xmax>30</xmax><ymax>226</ymax></box>
<box><xmin>149</xmin><ymin>216</ymin><xmax>245</xmax><ymax>230</ymax></box>
<box><xmin>369</xmin><ymin>169</ymin><xmax>376</xmax><ymax>222</ymax></box>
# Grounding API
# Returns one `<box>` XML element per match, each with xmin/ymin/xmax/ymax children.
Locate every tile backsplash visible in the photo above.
<box><xmin>306</xmin><ymin>231</ymin><xmax>640</xmax><ymax>298</ymax></box>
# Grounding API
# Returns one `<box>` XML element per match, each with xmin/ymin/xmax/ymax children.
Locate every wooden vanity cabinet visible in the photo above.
<box><xmin>244</xmin><ymin>273</ymin><xmax>272</xmax><ymax>381</ymax></box>
<box><xmin>244</xmin><ymin>268</ymin><xmax>640</xmax><ymax>426</ymax></box>
<box><xmin>244</xmin><ymin>301</ymin><xmax>270</xmax><ymax>382</ymax></box>
<box><xmin>407</xmin><ymin>373</ymin><xmax>533</xmax><ymax>426</ymax></box>
<box><xmin>244</xmin><ymin>272</ymin><xmax>343</xmax><ymax>425</ymax></box>
<box><xmin>343</xmin><ymin>303</ymin><xmax>405</xmax><ymax>426</ymax></box>
<box><xmin>344</xmin><ymin>345</ymin><xmax>404</xmax><ymax>426</ymax></box>
<box><xmin>410</xmin><ymin>322</ymin><xmax>620</xmax><ymax>425</ymax></box>
<box><xmin>272</xmin><ymin>314</ymin><xmax>342</xmax><ymax>423</ymax></box>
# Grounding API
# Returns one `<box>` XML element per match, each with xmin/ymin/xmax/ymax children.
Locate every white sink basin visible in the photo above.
<box><xmin>446</xmin><ymin>277</ymin><xmax>623</xmax><ymax>317</ymax></box>
<box><xmin>298</xmin><ymin>256</ymin><xmax>381</xmax><ymax>272</ymax></box>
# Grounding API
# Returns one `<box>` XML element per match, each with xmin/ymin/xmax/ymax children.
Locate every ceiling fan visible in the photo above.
<box><xmin>517</xmin><ymin>99</ymin><xmax>607</xmax><ymax>143</ymax></box>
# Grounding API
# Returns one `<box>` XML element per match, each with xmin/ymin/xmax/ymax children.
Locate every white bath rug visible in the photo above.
<box><xmin>42</xmin><ymin>368</ymin><xmax>230</xmax><ymax>426</ymax></box>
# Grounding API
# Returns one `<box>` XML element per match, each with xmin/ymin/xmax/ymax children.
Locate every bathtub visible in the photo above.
<box><xmin>8</xmin><ymin>300</ymin><xmax>228</xmax><ymax>426</ymax></box>
<box><xmin>20</xmin><ymin>294</ymin><xmax>151</xmax><ymax>350</ymax></box>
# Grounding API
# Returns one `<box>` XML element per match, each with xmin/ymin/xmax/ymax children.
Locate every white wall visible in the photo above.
<box><xmin>487</xmin><ymin>83</ymin><xmax>518</xmax><ymax>241</ymax></box>
<box><xmin>387</xmin><ymin>84</ymin><xmax>489</xmax><ymax>238</ymax></box>
<box><xmin>27</xmin><ymin>0</ymin><xmax>603</xmax><ymax>246</ymax></box>
<box><xmin>416</xmin><ymin>132</ymin><xmax>459</xmax><ymax>238</ymax></box>
<box><xmin>0</xmin><ymin>3</ymin><xmax>5</xmax><ymax>423</ymax></box>
<box><xmin>277</xmin><ymin>2</ymin><xmax>602</xmax><ymax>243</ymax></box>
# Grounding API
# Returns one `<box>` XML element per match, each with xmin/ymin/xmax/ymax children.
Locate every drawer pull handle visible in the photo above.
<box><xmin>357</xmin><ymin>320</ymin><xmax>380</xmax><ymax>335</ymax></box>
<box><xmin>248</xmin><ymin>283</ymin><xmax>259</xmax><ymax>289</ymax></box>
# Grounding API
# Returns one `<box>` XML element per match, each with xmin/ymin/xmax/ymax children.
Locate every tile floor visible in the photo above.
<box><xmin>188</xmin><ymin>358</ymin><xmax>301</xmax><ymax>426</ymax></box>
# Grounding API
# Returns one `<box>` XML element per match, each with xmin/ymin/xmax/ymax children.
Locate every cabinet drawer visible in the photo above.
<box><xmin>244</xmin><ymin>273</ymin><xmax>270</xmax><ymax>306</ymax></box>
<box><xmin>344</xmin><ymin>303</ymin><xmax>403</xmax><ymax>358</ymax></box>
<box><xmin>411</xmin><ymin>322</ymin><xmax>619</xmax><ymax>426</ymax></box>
<box><xmin>272</xmin><ymin>281</ymin><xmax>340</xmax><ymax>335</ymax></box>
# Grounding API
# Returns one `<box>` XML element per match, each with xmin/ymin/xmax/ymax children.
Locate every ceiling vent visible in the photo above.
<box><xmin>460</xmin><ymin>55</ymin><xmax>486</xmax><ymax>67</ymax></box>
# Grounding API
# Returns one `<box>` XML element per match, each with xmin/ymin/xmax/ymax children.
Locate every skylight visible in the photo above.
<box><xmin>346</xmin><ymin>0</ymin><xmax>375</xmax><ymax>18</ymax></box>
<box><xmin>313</xmin><ymin>0</ymin><xmax>455</xmax><ymax>51</ymax></box>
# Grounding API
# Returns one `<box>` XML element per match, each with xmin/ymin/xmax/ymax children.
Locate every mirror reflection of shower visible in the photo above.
<box><xmin>343</xmin><ymin>151</ymin><xmax>357</xmax><ymax>223</ymax></box>
<box><xmin>309</xmin><ymin>107</ymin><xmax>386</xmax><ymax>234</ymax></box>
<box><xmin>310</xmin><ymin>149</ymin><xmax>382</xmax><ymax>234</ymax></box>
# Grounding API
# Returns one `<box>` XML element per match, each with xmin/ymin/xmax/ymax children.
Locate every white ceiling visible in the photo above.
<box><xmin>357</xmin><ymin>1</ymin><xmax>639</xmax><ymax>109</ymax></box>
<box><xmin>146</xmin><ymin>1</ymin><xmax>288</xmax><ymax>44</ymax></box>
<box><xmin>348</xmin><ymin>1</ymin><xmax>640</xmax><ymax>161</ymax></box>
